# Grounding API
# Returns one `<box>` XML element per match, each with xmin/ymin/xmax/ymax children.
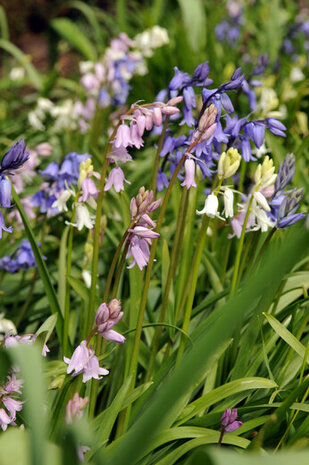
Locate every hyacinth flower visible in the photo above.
<box><xmin>64</xmin><ymin>340</ymin><xmax>109</xmax><ymax>383</ymax></box>
<box><xmin>218</xmin><ymin>408</ymin><xmax>242</xmax><ymax>445</ymax></box>
<box><xmin>267</xmin><ymin>153</ymin><xmax>305</xmax><ymax>229</ymax></box>
<box><xmin>0</xmin><ymin>371</ymin><xmax>23</xmax><ymax>432</ymax></box>
<box><xmin>4</xmin><ymin>333</ymin><xmax>50</xmax><ymax>357</ymax></box>
<box><xmin>0</xmin><ymin>139</ymin><xmax>31</xmax><ymax>238</ymax></box>
<box><xmin>104</xmin><ymin>98</ymin><xmax>183</xmax><ymax>194</ymax></box>
<box><xmin>65</xmin><ymin>393</ymin><xmax>90</xmax><ymax>462</ymax></box>
<box><xmin>125</xmin><ymin>187</ymin><xmax>161</xmax><ymax>270</ymax></box>
<box><xmin>91</xmin><ymin>299</ymin><xmax>125</xmax><ymax>344</ymax></box>
<box><xmin>0</xmin><ymin>240</ymin><xmax>38</xmax><ymax>273</ymax></box>
<box><xmin>75</xmin><ymin>27</ymin><xmax>169</xmax><ymax>132</ymax></box>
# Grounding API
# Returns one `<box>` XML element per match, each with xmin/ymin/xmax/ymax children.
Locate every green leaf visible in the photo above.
<box><xmin>67</xmin><ymin>0</ymin><xmax>104</xmax><ymax>47</ymax></box>
<box><xmin>58</xmin><ymin>226</ymin><xmax>69</xmax><ymax>314</ymax></box>
<box><xmin>0</xmin><ymin>6</ymin><xmax>9</xmax><ymax>41</ymax></box>
<box><xmin>0</xmin><ymin>39</ymin><xmax>42</xmax><ymax>89</ymax></box>
<box><xmin>264</xmin><ymin>313</ymin><xmax>308</xmax><ymax>360</ymax></box>
<box><xmin>51</xmin><ymin>18</ymin><xmax>97</xmax><ymax>61</ymax></box>
<box><xmin>101</xmin><ymin>227</ymin><xmax>308</xmax><ymax>465</ymax></box>
<box><xmin>205</xmin><ymin>448</ymin><xmax>309</xmax><ymax>465</ymax></box>
<box><xmin>178</xmin><ymin>0</ymin><xmax>206</xmax><ymax>52</ymax></box>
<box><xmin>36</xmin><ymin>314</ymin><xmax>58</xmax><ymax>342</ymax></box>
<box><xmin>177</xmin><ymin>377</ymin><xmax>277</xmax><ymax>424</ymax></box>
<box><xmin>8</xmin><ymin>345</ymin><xmax>46</xmax><ymax>465</ymax></box>
<box><xmin>11</xmin><ymin>186</ymin><xmax>64</xmax><ymax>346</ymax></box>
<box><xmin>67</xmin><ymin>275</ymin><xmax>89</xmax><ymax>303</ymax></box>
<box><xmin>155</xmin><ymin>431</ymin><xmax>249</xmax><ymax>465</ymax></box>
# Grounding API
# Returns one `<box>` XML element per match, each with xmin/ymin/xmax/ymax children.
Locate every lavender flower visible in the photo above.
<box><xmin>94</xmin><ymin>300</ymin><xmax>125</xmax><ymax>343</ymax></box>
<box><xmin>64</xmin><ymin>340</ymin><xmax>109</xmax><ymax>383</ymax></box>
<box><xmin>66</xmin><ymin>393</ymin><xmax>89</xmax><ymax>424</ymax></box>
<box><xmin>0</xmin><ymin>139</ymin><xmax>29</xmax><ymax>174</ymax></box>
<box><xmin>221</xmin><ymin>408</ymin><xmax>242</xmax><ymax>433</ymax></box>
<box><xmin>0</xmin><ymin>371</ymin><xmax>23</xmax><ymax>431</ymax></box>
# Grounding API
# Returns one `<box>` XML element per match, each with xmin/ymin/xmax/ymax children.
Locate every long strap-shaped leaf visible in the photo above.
<box><xmin>11</xmin><ymin>186</ymin><xmax>64</xmax><ymax>346</ymax></box>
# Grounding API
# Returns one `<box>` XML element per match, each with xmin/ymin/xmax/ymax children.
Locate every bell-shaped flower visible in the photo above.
<box><xmin>222</xmin><ymin>188</ymin><xmax>234</xmax><ymax>218</ymax></box>
<box><xmin>0</xmin><ymin>177</ymin><xmax>12</xmax><ymax>208</ymax></box>
<box><xmin>104</xmin><ymin>167</ymin><xmax>130</xmax><ymax>193</ymax></box>
<box><xmin>74</xmin><ymin>204</ymin><xmax>95</xmax><ymax>230</ymax></box>
<box><xmin>79</xmin><ymin>178</ymin><xmax>99</xmax><ymax>203</ymax></box>
<box><xmin>196</xmin><ymin>194</ymin><xmax>219</xmax><ymax>218</ymax></box>
<box><xmin>66</xmin><ymin>393</ymin><xmax>89</xmax><ymax>424</ymax></box>
<box><xmin>181</xmin><ymin>158</ymin><xmax>197</xmax><ymax>189</ymax></box>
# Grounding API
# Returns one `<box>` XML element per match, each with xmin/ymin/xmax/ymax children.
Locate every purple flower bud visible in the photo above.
<box><xmin>66</xmin><ymin>393</ymin><xmax>89</xmax><ymax>424</ymax></box>
<box><xmin>108</xmin><ymin>299</ymin><xmax>122</xmax><ymax>319</ymax></box>
<box><xmin>130</xmin><ymin>123</ymin><xmax>144</xmax><ymax>149</ymax></box>
<box><xmin>252</xmin><ymin>124</ymin><xmax>265</xmax><ymax>148</ymax></box>
<box><xmin>128</xmin><ymin>226</ymin><xmax>160</xmax><ymax>239</ymax></box>
<box><xmin>0</xmin><ymin>177</ymin><xmax>12</xmax><ymax>208</ymax></box>
<box><xmin>221</xmin><ymin>408</ymin><xmax>242</xmax><ymax>433</ymax></box>
<box><xmin>0</xmin><ymin>139</ymin><xmax>29</xmax><ymax>173</ymax></box>
<box><xmin>95</xmin><ymin>303</ymin><xmax>109</xmax><ymax>329</ymax></box>
<box><xmin>241</xmin><ymin>139</ymin><xmax>252</xmax><ymax>162</ymax></box>
<box><xmin>278</xmin><ymin>213</ymin><xmax>305</xmax><ymax>229</ymax></box>
<box><xmin>275</xmin><ymin>153</ymin><xmax>295</xmax><ymax>192</ymax></box>
<box><xmin>152</xmin><ymin>107</ymin><xmax>163</xmax><ymax>127</ymax></box>
<box><xmin>220</xmin><ymin>93</ymin><xmax>234</xmax><ymax>113</ymax></box>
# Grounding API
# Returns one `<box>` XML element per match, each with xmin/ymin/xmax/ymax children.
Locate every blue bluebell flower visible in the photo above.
<box><xmin>0</xmin><ymin>240</ymin><xmax>39</xmax><ymax>273</ymax></box>
<box><xmin>0</xmin><ymin>139</ymin><xmax>29</xmax><ymax>174</ymax></box>
<box><xmin>0</xmin><ymin>177</ymin><xmax>12</xmax><ymax>208</ymax></box>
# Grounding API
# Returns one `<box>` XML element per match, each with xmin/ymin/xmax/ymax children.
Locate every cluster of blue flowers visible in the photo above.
<box><xmin>0</xmin><ymin>240</ymin><xmax>37</xmax><ymax>273</ymax></box>
<box><xmin>33</xmin><ymin>152</ymin><xmax>91</xmax><ymax>215</ymax></box>
<box><xmin>0</xmin><ymin>139</ymin><xmax>29</xmax><ymax>238</ymax></box>
<box><xmin>270</xmin><ymin>153</ymin><xmax>305</xmax><ymax>229</ymax></box>
<box><xmin>155</xmin><ymin>62</ymin><xmax>287</xmax><ymax>190</ymax></box>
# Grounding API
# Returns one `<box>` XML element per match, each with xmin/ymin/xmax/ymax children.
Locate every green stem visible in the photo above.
<box><xmin>230</xmin><ymin>194</ymin><xmax>254</xmax><ymax>297</ymax></box>
<box><xmin>63</xmin><ymin>208</ymin><xmax>76</xmax><ymax>355</ymax></box>
<box><xmin>151</xmin><ymin>116</ymin><xmax>170</xmax><ymax>195</ymax></box>
<box><xmin>146</xmin><ymin>187</ymin><xmax>188</xmax><ymax>381</ymax></box>
<box><xmin>176</xmin><ymin>214</ymin><xmax>210</xmax><ymax>364</ymax></box>
<box><xmin>85</xmin><ymin>126</ymin><xmax>119</xmax><ymax>339</ymax></box>
<box><xmin>111</xmin><ymin>242</ymin><xmax>130</xmax><ymax>299</ymax></box>
<box><xmin>103</xmin><ymin>224</ymin><xmax>134</xmax><ymax>302</ymax></box>
<box><xmin>16</xmin><ymin>269</ymin><xmax>38</xmax><ymax>329</ymax></box>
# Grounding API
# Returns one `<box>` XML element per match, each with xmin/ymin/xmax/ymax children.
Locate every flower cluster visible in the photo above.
<box><xmin>215</xmin><ymin>1</ymin><xmax>244</xmax><ymax>46</ymax></box>
<box><xmin>93</xmin><ymin>299</ymin><xmax>125</xmax><ymax>344</ymax></box>
<box><xmin>0</xmin><ymin>371</ymin><xmax>23</xmax><ymax>432</ymax></box>
<box><xmin>64</xmin><ymin>340</ymin><xmax>109</xmax><ymax>384</ymax></box>
<box><xmin>75</xmin><ymin>27</ymin><xmax>169</xmax><ymax>132</ymax></box>
<box><xmin>270</xmin><ymin>153</ymin><xmax>305</xmax><ymax>228</ymax></box>
<box><xmin>104</xmin><ymin>98</ymin><xmax>183</xmax><ymax>193</ymax></box>
<box><xmin>4</xmin><ymin>333</ymin><xmax>50</xmax><ymax>357</ymax></box>
<box><xmin>64</xmin><ymin>300</ymin><xmax>125</xmax><ymax>383</ymax></box>
<box><xmin>0</xmin><ymin>240</ymin><xmax>37</xmax><ymax>273</ymax></box>
<box><xmin>126</xmin><ymin>187</ymin><xmax>161</xmax><ymax>270</ymax></box>
<box><xmin>0</xmin><ymin>139</ymin><xmax>29</xmax><ymax>239</ymax></box>
<box><xmin>220</xmin><ymin>408</ymin><xmax>242</xmax><ymax>434</ymax></box>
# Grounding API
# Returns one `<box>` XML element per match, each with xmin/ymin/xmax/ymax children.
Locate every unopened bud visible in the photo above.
<box><xmin>108</xmin><ymin>299</ymin><xmax>121</xmax><ymax>319</ymax></box>
<box><xmin>218</xmin><ymin>148</ymin><xmax>241</xmax><ymax>179</ymax></box>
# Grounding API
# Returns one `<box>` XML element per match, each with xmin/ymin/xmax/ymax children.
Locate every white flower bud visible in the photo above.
<box><xmin>218</xmin><ymin>148</ymin><xmax>241</xmax><ymax>179</ymax></box>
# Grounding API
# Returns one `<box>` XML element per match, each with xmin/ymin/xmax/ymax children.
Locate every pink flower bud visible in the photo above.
<box><xmin>167</xmin><ymin>96</ymin><xmax>183</xmax><ymax>106</ymax></box>
<box><xmin>152</xmin><ymin>107</ymin><xmax>162</xmax><ymax>126</ymax></box>
<box><xmin>108</xmin><ymin>299</ymin><xmax>121</xmax><ymax>319</ymax></box>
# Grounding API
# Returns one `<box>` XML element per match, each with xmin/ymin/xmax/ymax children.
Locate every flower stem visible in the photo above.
<box><xmin>230</xmin><ymin>194</ymin><xmax>254</xmax><ymax>298</ymax></box>
<box><xmin>63</xmin><ymin>217</ymin><xmax>75</xmax><ymax>355</ymax></box>
<box><xmin>176</xmin><ymin>214</ymin><xmax>210</xmax><ymax>365</ymax></box>
<box><xmin>146</xmin><ymin>187</ymin><xmax>188</xmax><ymax>381</ymax></box>
<box><xmin>151</xmin><ymin>116</ymin><xmax>170</xmax><ymax>196</ymax></box>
